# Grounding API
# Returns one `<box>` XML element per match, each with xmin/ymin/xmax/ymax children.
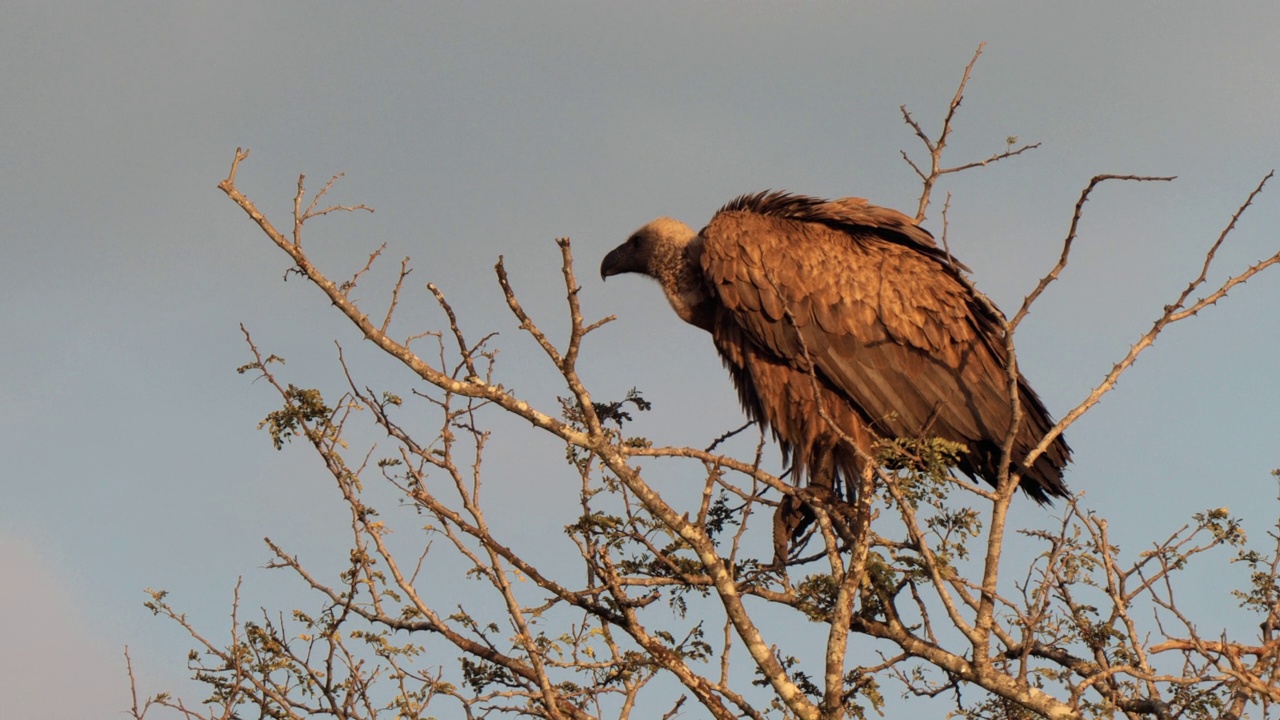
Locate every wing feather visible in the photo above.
<box><xmin>701</xmin><ymin>200</ymin><xmax>1046</xmax><ymax>485</ymax></box>
<box><xmin>697</xmin><ymin>191</ymin><xmax>1069</xmax><ymax>502</ymax></box>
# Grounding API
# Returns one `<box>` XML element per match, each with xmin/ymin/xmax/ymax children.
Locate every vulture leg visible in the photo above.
<box><xmin>770</xmin><ymin>442</ymin><xmax>862</xmax><ymax>565</ymax></box>
<box><xmin>772</xmin><ymin>493</ymin><xmax>815</xmax><ymax>566</ymax></box>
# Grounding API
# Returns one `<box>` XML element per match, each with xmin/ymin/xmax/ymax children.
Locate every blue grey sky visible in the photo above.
<box><xmin>2</xmin><ymin>2</ymin><xmax>1278</xmax><ymax>716</ymax></box>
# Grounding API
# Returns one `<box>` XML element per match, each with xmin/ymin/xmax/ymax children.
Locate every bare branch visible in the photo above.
<box><xmin>1010</xmin><ymin>174</ymin><xmax>1177</xmax><ymax>332</ymax></box>
<box><xmin>1034</xmin><ymin>171</ymin><xmax>1275</xmax><ymax>463</ymax></box>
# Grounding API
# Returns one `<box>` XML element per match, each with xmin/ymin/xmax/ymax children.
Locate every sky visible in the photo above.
<box><xmin>2</xmin><ymin>2</ymin><xmax>1279</xmax><ymax>717</ymax></box>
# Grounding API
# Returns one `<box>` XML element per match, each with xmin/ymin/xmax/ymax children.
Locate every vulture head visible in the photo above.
<box><xmin>601</xmin><ymin>218</ymin><xmax>713</xmax><ymax>329</ymax></box>
<box><xmin>600</xmin><ymin>217</ymin><xmax>696</xmax><ymax>279</ymax></box>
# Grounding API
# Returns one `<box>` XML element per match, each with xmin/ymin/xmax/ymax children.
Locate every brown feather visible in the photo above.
<box><xmin>693</xmin><ymin>192</ymin><xmax>1070</xmax><ymax>505</ymax></box>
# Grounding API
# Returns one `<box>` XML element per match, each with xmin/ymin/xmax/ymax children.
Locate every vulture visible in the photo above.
<box><xmin>600</xmin><ymin>191</ymin><xmax>1070</xmax><ymax>558</ymax></box>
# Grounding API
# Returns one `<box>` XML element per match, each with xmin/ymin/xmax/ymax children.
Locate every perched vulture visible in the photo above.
<box><xmin>600</xmin><ymin>191</ymin><xmax>1070</xmax><ymax>557</ymax></box>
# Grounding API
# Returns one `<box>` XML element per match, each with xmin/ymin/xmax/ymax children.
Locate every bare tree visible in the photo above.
<box><xmin>131</xmin><ymin>48</ymin><xmax>1280</xmax><ymax>720</ymax></box>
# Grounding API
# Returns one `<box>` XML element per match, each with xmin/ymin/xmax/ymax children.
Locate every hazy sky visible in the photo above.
<box><xmin>3</xmin><ymin>2</ymin><xmax>1278</xmax><ymax>716</ymax></box>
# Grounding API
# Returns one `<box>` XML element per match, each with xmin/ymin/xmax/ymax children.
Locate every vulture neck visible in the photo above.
<box><xmin>655</xmin><ymin>235</ymin><xmax>715</xmax><ymax>332</ymax></box>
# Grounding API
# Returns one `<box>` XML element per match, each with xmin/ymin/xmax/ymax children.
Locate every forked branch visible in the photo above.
<box><xmin>902</xmin><ymin>43</ymin><xmax>1041</xmax><ymax>223</ymax></box>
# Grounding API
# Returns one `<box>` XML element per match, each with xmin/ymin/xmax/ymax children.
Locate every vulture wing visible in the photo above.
<box><xmin>699</xmin><ymin>192</ymin><xmax>1068</xmax><ymax>500</ymax></box>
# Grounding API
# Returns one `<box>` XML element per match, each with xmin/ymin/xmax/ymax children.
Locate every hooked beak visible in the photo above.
<box><xmin>599</xmin><ymin>245</ymin><xmax>626</xmax><ymax>281</ymax></box>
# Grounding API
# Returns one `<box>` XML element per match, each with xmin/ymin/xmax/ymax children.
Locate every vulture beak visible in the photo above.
<box><xmin>600</xmin><ymin>245</ymin><xmax>626</xmax><ymax>281</ymax></box>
